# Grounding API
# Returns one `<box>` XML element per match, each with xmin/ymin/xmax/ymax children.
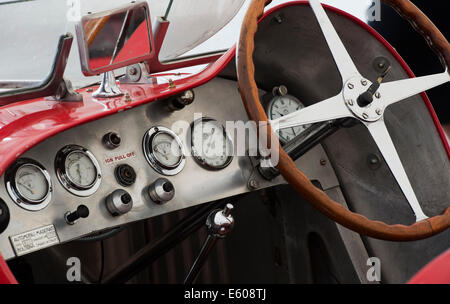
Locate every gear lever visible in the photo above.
<box><xmin>183</xmin><ymin>204</ymin><xmax>235</xmax><ymax>284</ymax></box>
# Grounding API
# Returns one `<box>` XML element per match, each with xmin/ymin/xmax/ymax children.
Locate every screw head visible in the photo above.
<box><xmin>320</xmin><ymin>159</ymin><xmax>327</xmax><ymax>166</ymax></box>
<box><xmin>129</xmin><ymin>67</ymin><xmax>137</xmax><ymax>75</ymax></box>
<box><xmin>361</xmin><ymin>79</ymin><xmax>368</xmax><ymax>86</ymax></box>
<box><xmin>376</xmin><ymin>108</ymin><xmax>382</xmax><ymax>115</ymax></box>
<box><xmin>347</xmin><ymin>83</ymin><xmax>354</xmax><ymax>89</ymax></box>
<box><xmin>375</xmin><ymin>92</ymin><xmax>381</xmax><ymax>99</ymax></box>
<box><xmin>248</xmin><ymin>179</ymin><xmax>259</xmax><ymax>190</ymax></box>
<box><xmin>347</xmin><ymin>99</ymin><xmax>354</xmax><ymax>106</ymax></box>
<box><xmin>362</xmin><ymin>113</ymin><xmax>369</xmax><ymax>119</ymax></box>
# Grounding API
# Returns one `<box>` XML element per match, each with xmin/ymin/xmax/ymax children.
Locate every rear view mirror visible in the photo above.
<box><xmin>75</xmin><ymin>1</ymin><xmax>154</xmax><ymax>76</ymax></box>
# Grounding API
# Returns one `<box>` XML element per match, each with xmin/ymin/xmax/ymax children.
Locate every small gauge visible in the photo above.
<box><xmin>143</xmin><ymin>126</ymin><xmax>186</xmax><ymax>176</ymax></box>
<box><xmin>55</xmin><ymin>145</ymin><xmax>102</xmax><ymax>197</ymax></box>
<box><xmin>267</xmin><ymin>94</ymin><xmax>311</xmax><ymax>143</ymax></box>
<box><xmin>5</xmin><ymin>159</ymin><xmax>52</xmax><ymax>211</ymax></box>
<box><xmin>191</xmin><ymin>118</ymin><xmax>233</xmax><ymax>170</ymax></box>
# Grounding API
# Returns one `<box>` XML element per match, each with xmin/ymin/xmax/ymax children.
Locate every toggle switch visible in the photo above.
<box><xmin>65</xmin><ymin>204</ymin><xmax>89</xmax><ymax>225</ymax></box>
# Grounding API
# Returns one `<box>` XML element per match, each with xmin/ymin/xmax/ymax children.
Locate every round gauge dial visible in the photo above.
<box><xmin>152</xmin><ymin>132</ymin><xmax>183</xmax><ymax>168</ymax></box>
<box><xmin>5</xmin><ymin>159</ymin><xmax>52</xmax><ymax>211</ymax></box>
<box><xmin>65</xmin><ymin>151</ymin><xmax>97</xmax><ymax>188</ymax></box>
<box><xmin>191</xmin><ymin>118</ymin><xmax>233</xmax><ymax>170</ymax></box>
<box><xmin>268</xmin><ymin>95</ymin><xmax>311</xmax><ymax>143</ymax></box>
<box><xmin>55</xmin><ymin>145</ymin><xmax>102</xmax><ymax>197</ymax></box>
<box><xmin>15</xmin><ymin>165</ymin><xmax>49</xmax><ymax>202</ymax></box>
<box><xmin>143</xmin><ymin>126</ymin><xmax>186</xmax><ymax>176</ymax></box>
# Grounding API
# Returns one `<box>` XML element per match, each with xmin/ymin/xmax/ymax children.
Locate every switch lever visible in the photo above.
<box><xmin>184</xmin><ymin>203</ymin><xmax>235</xmax><ymax>284</ymax></box>
<box><xmin>65</xmin><ymin>204</ymin><xmax>89</xmax><ymax>225</ymax></box>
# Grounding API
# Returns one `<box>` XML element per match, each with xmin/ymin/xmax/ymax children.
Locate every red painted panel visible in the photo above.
<box><xmin>408</xmin><ymin>249</ymin><xmax>450</xmax><ymax>284</ymax></box>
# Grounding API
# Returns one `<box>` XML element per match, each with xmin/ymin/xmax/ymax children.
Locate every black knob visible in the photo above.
<box><xmin>163</xmin><ymin>182</ymin><xmax>174</xmax><ymax>192</ymax></box>
<box><xmin>65</xmin><ymin>205</ymin><xmax>89</xmax><ymax>224</ymax></box>
<box><xmin>121</xmin><ymin>193</ymin><xmax>132</xmax><ymax>204</ymax></box>
<box><xmin>115</xmin><ymin>164</ymin><xmax>136</xmax><ymax>186</ymax></box>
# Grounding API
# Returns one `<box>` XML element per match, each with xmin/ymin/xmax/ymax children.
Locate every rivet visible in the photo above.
<box><xmin>320</xmin><ymin>159</ymin><xmax>327</xmax><ymax>166</ymax></box>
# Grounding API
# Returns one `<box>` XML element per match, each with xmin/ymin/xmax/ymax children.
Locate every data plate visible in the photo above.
<box><xmin>9</xmin><ymin>225</ymin><xmax>59</xmax><ymax>256</ymax></box>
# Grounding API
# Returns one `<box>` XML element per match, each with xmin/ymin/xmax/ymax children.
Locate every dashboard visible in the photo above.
<box><xmin>0</xmin><ymin>77</ymin><xmax>338</xmax><ymax>260</ymax></box>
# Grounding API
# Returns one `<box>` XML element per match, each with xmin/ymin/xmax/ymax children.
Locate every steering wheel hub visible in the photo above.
<box><xmin>343</xmin><ymin>77</ymin><xmax>385</xmax><ymax>122</ymax></box>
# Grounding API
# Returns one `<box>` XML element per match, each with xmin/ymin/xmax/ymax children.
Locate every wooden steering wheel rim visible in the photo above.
<box><xmin>236</xmin><ymin>0</ymin><xmax>450</xmax><ymax>241</ymax></box>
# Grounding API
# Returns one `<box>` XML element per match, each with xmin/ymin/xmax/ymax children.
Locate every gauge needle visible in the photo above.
<box><xmin>76</xmin><ymin>163</ymin><xmax>82</xmax><ymax>182</ymax></box>
<box><xmin>17</xmin><ymin>181</ymin><xmax>34</xmax><ymax>194</ymax></box>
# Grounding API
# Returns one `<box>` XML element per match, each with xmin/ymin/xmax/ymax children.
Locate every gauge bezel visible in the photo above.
<box><xmin>190</xmin><ymin>117</ymin><xmax>234</xmax><ymax>171</ymax></box>
<box><xmin>55</xmin><ymin>145</ymin><xmax>102</xmax><ymax>197</ymax></box>
<box><xmin>266</xmin><ymin>93</ymin><xmax>308</xmax><ymax>144</ymax></box>
<box><xmin>143</xmin><ymin>126</ymin><xmax>186</xmax><ymax>176</ymax></box>
<box><xmin>5</xmin><ymin>158</ymin><xmax>52</xmax><ymax>211</ymax></box>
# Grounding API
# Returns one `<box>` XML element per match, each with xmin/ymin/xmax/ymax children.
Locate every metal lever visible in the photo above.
<box><xmin>183</xmin><ymin>203</ymin><xmax>235</xmax><ymax>284</ymax></box>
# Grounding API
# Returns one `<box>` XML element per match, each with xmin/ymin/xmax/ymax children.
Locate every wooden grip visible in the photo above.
<box><xmin>237</xmin><ymin>0</ymin><xmax>450</xmax><ymax>241</ymax></box>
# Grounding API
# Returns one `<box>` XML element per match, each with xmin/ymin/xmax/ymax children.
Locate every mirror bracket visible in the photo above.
<box><xmin>93</xmin><ymin>71</ymin><xmax>124</xmax><ymax>98</ymax></box>
<box><xmin>120</xmin><ymin>62</ymin><xmax>157</xmax><ymax>85</ymax></box>
<box><xmin>45</xmin><ymin>78</ymin><xmax>83</xmax><ymax>102</ymax></box>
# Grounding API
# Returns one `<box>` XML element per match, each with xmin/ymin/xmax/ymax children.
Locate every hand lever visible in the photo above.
<box><xmin>183</xmin><ymin>204</ymin><xmax>235</xmax><ymax>284</ymax></box>
<box><xmin>357</xmin><ymin>65</ymin><xmax>392</xmax><ymax>107</ymax></box>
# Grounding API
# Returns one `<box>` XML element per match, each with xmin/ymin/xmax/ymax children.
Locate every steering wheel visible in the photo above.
<box><xmin>237</xmin><ymin>0</ymin><xmax>450</xmax><ymax>241</ymax></box>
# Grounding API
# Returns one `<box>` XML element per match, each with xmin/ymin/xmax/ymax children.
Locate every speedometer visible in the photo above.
<box><xmin>267</xmin><ymin>90</ymin><xmax>310</xmax><ymax>143</ymax></box>
<box><xmin>191</xmin><ymin>117</ymin><xmax>233</xmax><ymax>170</ymax></box>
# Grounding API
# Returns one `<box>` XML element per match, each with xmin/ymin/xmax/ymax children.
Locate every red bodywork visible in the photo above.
<box><xmin>0</xmin><ymin>1</ymin><xmax>448</xmax><ymax>284</ymax></box>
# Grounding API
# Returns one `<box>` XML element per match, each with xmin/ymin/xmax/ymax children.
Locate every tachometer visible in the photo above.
<box><xmin>55</xmin><ymin>145</ymin><xmax>102</xmax><ymax>197</ymax></box>
<box><xmin>191</xmin><ymin>117</ymin><xmax>233</xmax><ymax>170</ymax></box>
<box><xmin>143</xmin><ymin>126</ymin><xmax>186</xmax><ymax>175</ymax></box>
<box><xmin>5</xmin><ymin>159</ymin><xmax>52</xmax><ymax>211</ymax></box>
<box><xmin>267</xmin><ymin>87</ymin><xmax>310</xmax><ymax>143</ymax></box>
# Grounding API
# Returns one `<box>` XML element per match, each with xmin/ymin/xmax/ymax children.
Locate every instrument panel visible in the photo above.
<box><xmin>0</xmin><ymin>77</ymin><xmax>338</xmax><ymax>260</ymax></box>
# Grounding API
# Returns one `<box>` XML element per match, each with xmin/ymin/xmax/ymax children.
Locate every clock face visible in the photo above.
<box><xmin>268</xmin><ymin>95</ymin><xmax>311</xmax><ymax>143</ymax></box>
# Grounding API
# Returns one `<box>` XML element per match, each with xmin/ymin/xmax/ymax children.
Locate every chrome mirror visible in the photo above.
<box><xmin>75</xmin><ymin>1</ymin><xmax>154</xmax><ymax>76</ymax></box>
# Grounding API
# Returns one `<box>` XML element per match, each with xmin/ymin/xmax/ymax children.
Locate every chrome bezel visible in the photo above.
<box><xmin>5</xmin><ymin>159</ymin><xmax>53</xmax><ymax>211</ymax></box>
<box><xmin>143</xmin><ymin>126</ymin><xmax>186</xmax><ymax>176</ymax></box>
<box><xmin>266</xmin><ymin>94</ymin><xmax>308</xmax><ymax>144</ymax></box>
<box><xmin>55</xmin><ymin>145</ymin><xmax>102</xmax><ymax>197</ymax></box>
<box><xmin>190</xmin><ymin>117</ymin><xmax>234</xmax><ymax>171</ymax></box>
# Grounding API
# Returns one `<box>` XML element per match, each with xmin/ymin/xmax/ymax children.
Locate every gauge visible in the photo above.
<box><xmin>267</xmin><ymin>94</ymin><xmax>311</xmax><ymax>143</ymax></box>
<box><xmin>143</xmin><ymin>126</ymin><xmax>186</xmax><ymax>176</ymax></box>
<box><xmin>191</xmin><ymin>117</ymin><xmax>233</xmax><ymax>170</ymax></box>
<box><xmin>5</xmin><ymin>159</ymin><xmax>52</xmax><ymax>211</ymax></box>
<box><xmin>55</xmin><ymin>145</ymin><xmax>102</xmax><ymax>197</ymax></box>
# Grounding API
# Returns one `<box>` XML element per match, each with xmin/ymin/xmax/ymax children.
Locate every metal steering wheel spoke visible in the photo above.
<box><xmin>365</xmin><ymin>120</ymin><xmax>428</xmax><ymax>222</ymax></box>
<box><xmin>270</xmin><ymin>94</ymin><xmax>351</xmax><ymax>131</ymax></box>
<box><xmin>379</xmin><ymin>70</ymin><xmax>450</xmax><ymax>107</ymax></box>
<box><xmin>309</xmin><ymin>0</ymin><xmax>361</xmax><ymax>83</ymax></box>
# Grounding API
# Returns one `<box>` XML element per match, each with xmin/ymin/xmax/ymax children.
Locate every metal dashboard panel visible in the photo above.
<box><xmin>0</xmin><ymin>77</ymin><xmax>338</xmax><ymax>260</ymax></box>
